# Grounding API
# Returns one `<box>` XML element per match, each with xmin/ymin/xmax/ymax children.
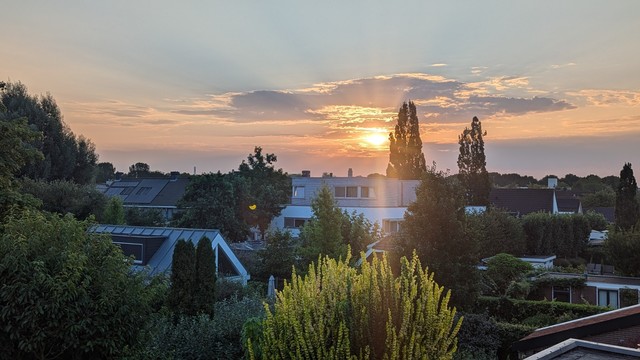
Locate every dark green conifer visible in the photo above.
<box><xmin>615</xmin><ymin>162</ymin><xmax>640</xmax><ymax>230</ymax></box>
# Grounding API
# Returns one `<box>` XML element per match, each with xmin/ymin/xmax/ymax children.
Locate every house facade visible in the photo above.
<box><xmin>271</xmin><ymin>173</ymin><xmax>420</xmax><ymax>236</ymax></box>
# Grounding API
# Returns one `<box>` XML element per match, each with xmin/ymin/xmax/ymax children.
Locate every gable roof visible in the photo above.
<box><xmin>524</xmin><ymin>338</ymin><xmax>640</xmax><ymax>359</ymax></box>
<box><xmin>514</xmin><ymin>304</ymin><xmax>640</xmax><ymax>353</ymax></box>
<box><xmin>100</xmin><ymin>178</ymin><xmax>189</xmax><ymax>207</ymax></box>
<box><xmin>90</xmin><ymin>224</ymin><xmax>249</xmax><ymax>284</ymax></box>
<box><xmin>490</xmin><ymin>188</ymin><xmax>556</xmax><ymax>216</ymax></box>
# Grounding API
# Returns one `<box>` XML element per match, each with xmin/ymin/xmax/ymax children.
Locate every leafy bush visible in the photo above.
<box><xmin>455</xmin><ymin>313</ymin><xmax>500</xmax><ymax>359</ymax></box>
<box><xmin>475</xmin><ymin>296</ymin><xmax>606</xmax><ymax>323</ymax></box>
<box><xmin>135</xmin><ymin>296</ymin><xmax>265</xmax><ymax>360</ymax></box>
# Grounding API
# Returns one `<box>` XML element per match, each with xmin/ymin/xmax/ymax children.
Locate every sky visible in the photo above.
<box><xmin>3</xmin><ymin>1</ymin><xmax>640</xmax><ymax>179</ymax></box>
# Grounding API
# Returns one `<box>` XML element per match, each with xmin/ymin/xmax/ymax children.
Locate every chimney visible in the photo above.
<box><xmin>348</xmin><ymin>168</ymin><xmax>353</xmax><ymax>177</ymax></box>
<box><xmin>301</xmin><ymin>170</ymin><xmax>311</xmax><ymax>177</ymax></box>
<box><xmin>170</xmin><ymin>171</ymin><xmax>180</xmax><ymax>181</ymax></box>
<box><xmin>548</xmin><ymin>177</ymin><xmax>558</xmax><ymax>189</ymax></box>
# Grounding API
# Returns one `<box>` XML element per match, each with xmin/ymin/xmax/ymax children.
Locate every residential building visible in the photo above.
<box><xmin>514</xmin><ymin>304</ymin><xmax>640</xmax><ymax>358</ymax></box>
<box><xmin>489</xmin><ymin>188</ymin><xmax>583</xmax><ymax>216</ymax></box>
<box><xmin>100</xmin><ymin>172</ymin><xmax>188</xmax><ymax>221</ymax></box>
<box><xmin>272</xmin><ymin>172</ymin><xmax>420</xmax><ymax>236</ymax></box>
<box><xmin>91</xmin><ymin>224</ymin><xmax>250</xmax><ymax>284</ymax></box>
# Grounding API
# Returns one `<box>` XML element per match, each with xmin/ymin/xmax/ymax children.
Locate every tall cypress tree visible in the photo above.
<box><xmin>457</xmin><ymin>116</ymin><xmax>491</xmax><ymax>206</ymax></box>
<box><xmin>386</xmin><ymin>101</ymin><xmax>427</xmax><ymax>180</ymax></box>
<box><xmin>194</xmin><ymin>237</ymin><xmax>216</xmax><ymax>317</ymax></box>
<box><xmin>168</xmin><ymin>239</ymin><xmax>196</xmax><ymax>315</ymax></box>
<box><xmin>615</xmin><ymin>162</ymin><xmax>640</xmax><ymax>230</ymax></box>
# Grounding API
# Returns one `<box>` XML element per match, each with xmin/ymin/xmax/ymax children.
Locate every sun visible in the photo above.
<box><xmin>364</xmin><ymin>133</ymin><xmax>388</xmax><ymax>147</ymax></box>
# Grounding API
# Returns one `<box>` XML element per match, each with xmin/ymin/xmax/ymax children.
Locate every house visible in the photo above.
<box><xmin>489</xmin><ymin>188</ymin><xmax>583</xmax><ymax>216</ymax></box>
<box><xmin>531</xmin><ymin>272</ymin><xmax>640</xmax><ymax>309</ymax></box>
<box><xmin>514</xmin><ymin>304</ymin><xmax>640</xmax><ymax>358</ymax></box>
<box><xmin>272</xmin><ymin>171</ymin><xmax>420</xmax><ymax>236</ymax></box>
<box><xmin>100</xmin><ymin>172</ymin><xmax>189</xmax><ymax>221</ymax></box>
<box><xmin>523</xmin><ymin>338</ymin><xmax>640</xmax><ymax>359</ymax></box>
<box><xmin>90</xmin><ymin>224</ymin><xmax>250</xmax><ymax>284</ymax></box>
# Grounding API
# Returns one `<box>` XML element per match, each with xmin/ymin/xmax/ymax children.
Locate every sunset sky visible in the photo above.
<box><xmin>3</xmin><ymin>1</ymin><xmax>639</xmax><ymax>178</ymax></box>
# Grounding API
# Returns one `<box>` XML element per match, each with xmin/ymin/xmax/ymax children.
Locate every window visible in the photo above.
<box><xmin>114</xmin><ymin>242</ymin><xmax>143</xmax><ymax>265</ymax></box>
<box><xmin>335</xmin><ymin>186</ymin><xmax>358</xmax><ymax>198</ymax></box>
<box><xmin>599</xmin><ymin>289</ymin><xmax>619</xmax><ymax>308</ymax></box>
<box><xmin>383</xmin><ymin>219</ymin><xmax>402</xmax><ymax>234</ymax></box>
<box><xmin>292</xmin><ymin>186</ymin><xmax>305</xmax><ymax>199</ymax></box>
<box><xmin>361</xmin><ymin>186</ymin><xmax>369</xmax><ymax>198</ymax></box>
<box><xmin>552</xmin><ymin>286</ymin><xmax>571</xmax><ymax>303</ymax></box>
<box><xmin>284</xmin><ymin>217</ymin><xmax>308</xmax><ymax>228</ymax></box>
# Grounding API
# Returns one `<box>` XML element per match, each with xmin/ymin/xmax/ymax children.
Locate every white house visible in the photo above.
<box><xmin>271</xmin><ymin>172</ymin><xmax>420</xmax><ymax>236</ymax></box>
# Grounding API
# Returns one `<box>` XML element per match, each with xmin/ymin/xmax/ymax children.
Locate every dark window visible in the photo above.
<box><xmin>552</xmin><ymin>286</ymin><xmax>571</xmax><ymax>303</ymax></box>
<box><xmin>361</xmin><ymin>187</ymin><xmax>369</xmax><ymax>198</ymax></box>
<box><xmin>335</xmin><ymin>186</ymin><xmax>346</xmax><ymax>197</ymax></box>
<box><xmin>599</xmin><ymin>289</ymin><xmax>619</xmax><ymax>308</ymax></box>
<box><xmin>114</xmin><ymin>242</ymin><xmax>143</xmax><ymax>264</ymax></box>
<box><xmin>346</xmin><ymin>186</ymin><xmax>357</xmax><ymax>197</ymax></box>
<box><xmin>284</xmin><ymin>217</ymin><xmax>308</xmax><ymax>228</ymax></box>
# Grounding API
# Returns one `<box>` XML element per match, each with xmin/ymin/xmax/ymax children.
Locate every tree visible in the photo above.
<box><xmin>237</xmin><ymin>146</ymin><xmax>291</xmax><ymax>239</ymax></box>
<box><xmin>458</xmin><ymin>116</ymin><xmax>490</xmax><ymax>206</ymax></box>
<box><xmin>605</xmin><ymin>230</ymin><xmax>640</xmax><ymax>277</ymax></box>
<box><xmin>615</xmin><ymin>163</ymin><xmax>640</xmax><ymax>230</ymax></box>
<box><xmin>0</xmin><ymin>81</ymin><xmax>98</xmax><ymax>184</ymax></box>
<box><xmin>341</xmin><ymin>211</ymin><xmax>382</xmax><ymax>258</ymax></box>
<box><xmin>168</xmin><ymin>239</ymin><xmax>197</xmax><ymax>315</ymax></box>
<box><xmin>18</xmin><ymin>178</ymin><xmax>108</xmax><ymax>220</ymax></box>
<box><xmin>298</xmin><ymin>185</ymin><xmax>347</xmax><ymax>266</ymax></box>
<box><xmin>467</xmin><ymin>210</ymin><xmax>526</xmax><ymax>259</ymax></box>
<box><xmin>386</xmin><ymin>101</ymin><xmax>427</xmax><ymax>179</ymax></box>
<box><xmin>258</xmin><ymin>229</ymin><xmax>297</xmax><ymax>280</ymax></box>
<box><xmin>398</xmin><ymin>166</ymin><xmax>480</xmax><ymax>309</ymax></box>
<box><xmin>485</xmin><ymin>253</ymin><xmax>533</xmax><ymax>296</ymax></box>
<box><xmin>102</xmin><ymin>196</ymin><xmax>125</xmax><ymax>224</ymax></box>
<box><xmin>95</xmin><ymin>162</ymin><xmax>116</xmax><ymax>183</ymax></box>
<box><xmin>248</xmin><ymin>253</ymin><xmax>462</xmax><ymax>359</ymax></box>
<box><xmin>128</xmin><ymin>162</ymin><xmax>151</xmax><ymax>177</ymax></box>
<box><xmin>194</xmin><ymin>237</ymin><xmax>216</xmax><ymax>317</ymax></box>
<box><xmin>0</xmin><ymin>209</ymin><xmax>150</xmax><ymax>359</ymax></box>
<box><xmin>581</xmin><ymin>188</ymin><xmax>616</xmax><ymax>208</ymax></box>
<box><xmin>0</xmin><ymin>113</ymin><xmax>43</xmax><ymax>218</ymax></box>
<box><xmin>125</xmin><ymin>207</ymin><xmax>165</xmax><ymax>226</ymax></box>
<box><xmin>174</xmin><ymin>171</ymin><xmax>251</xmax><ymax>241</ymax></box>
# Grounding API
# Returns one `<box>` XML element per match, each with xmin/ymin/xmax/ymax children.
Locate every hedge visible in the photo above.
<box><xmin>476</xmin><ymin>296</ymin><xmax>607</xmax><ymax>323</ymax></box>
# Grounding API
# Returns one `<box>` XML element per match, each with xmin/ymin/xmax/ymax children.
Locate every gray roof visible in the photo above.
<box><xmin>91</xmin><ymin>224</ymin><xmax>249</xmax><ymax>283</ymax></box>
<box><xmin>100</xmin><ymin>178</ymin><xmax>189</xmax><ymax>207</ymax></box>
<box><xmin>524</xmin><ymin>338</ymin><xmax>640</xmax><ymax>359</ymax></box>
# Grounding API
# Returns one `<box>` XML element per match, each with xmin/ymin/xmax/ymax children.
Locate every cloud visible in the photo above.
<box><xmin>551</xmin><ymin>62</ymin><xmax>577</xmax><ymax>69</ymax></box>
<box><xmin>567</xmin><ymin>89</ymin><xmax>640</xmax><ymax>107</ymax></box>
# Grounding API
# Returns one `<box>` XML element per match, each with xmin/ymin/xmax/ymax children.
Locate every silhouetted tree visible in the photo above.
<box><xmin>95</xmin><ymin>162</ymin><xmax>116</xmax><ymax>183</ymax></box>
<box><xmin>458</xmin><ymin>116</ymin><xmax>490</xmax><ymax>205</ymax></box>
<box><xmin>194</xmin><ymin>237</ymin><xmax>216</xmax><ymax>317</ymax></box>
<box><xmin>128</xmin><ymin>162</ymin><xmax>151</xmax><ymax>177</ymax></box>
<box><xmin>103</xmin><ymin>197</ymin><xmax>125</xmax><ymax>225</ymax></box>
<box><xmin>168</xmin><ymin>239</ymin><xmax>197</xmax><ymax>315</ymax></box>
<box><xmin>615</xmin><ymin>163</ymin><xmax>640</xmax><ymax>230</ymax></box>
<box><xmin>386</xmin><ymin>101</ymin><xmax>426</xmax><ymax>179</ymax></box>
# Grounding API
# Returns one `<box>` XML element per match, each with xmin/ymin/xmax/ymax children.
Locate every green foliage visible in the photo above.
<box><xmin>341</xmin><ymin>211</ymin><xmax>382</xmax><ymax>258</ymax></box>
<box><xmin>581</xmin><ymin>188</ymin><xmax>616</xmax><ymax>208</ymax></box>
<box><xmin>0</xmin><ymin>209</ymin><xmax>150</xmax><ymax>359</ymax></box>
<box><xmin>103</xmin><ymin>196</ymin><xmax>126</xmax><ymax>224</ymax></box>
<box><xmin>18</xmin><ymin>178</ymin><xmax>108</xmax><ymax>220</ymax></box>
<box><xmin>257</xmin><ymin>229</ymin><xmax>297</xmax><ymax>280</ymax></box>
<box><xmin>136</xmin><ymin>296</ymin><xmax>265</xmax><ymax>360</ymax></box>
<box><xmin>489</xmin><ymin>172</ymin><xmax>537</xmax><ymax>188</ymax></box>
<box><xmin>125</xmin><ymin>207</ymin><xmax>166</xmax><ymax>226</ymax></box>
<box><xmin>168</xmin><ymin>239</ymin><xmax>197</xmax><ymax>315</ymax></box>
<box><xmin>521</xmin><ymin>212</ymin><xmax>591</xmax><ymax>258</ymax></box>
<box><xmin>485</xmin><ymin>253</ymin><xmax>533</xmax><ymax>296</ymax></box>
<box><xmin>615</xmin><ymin>162</ymin><xmax>640</xmax><ymax>230</ymax></box>
<box><xmin>458</xmin><ymin>116</ymin><xmax>490</xmax><ymax>206</ymax></box>
<box><xmin>605</xmin><ymin>230</ymin><xmax>640</xmax><ymax>276</ymax></box>
<box><xmin>386</xmin><ymin>101</ymin><xmax>427</xmax><ymax>180</ymax></box>
<box><xmin>530</xmin><ymin>276</ymin><xmax>586</xmax><ymax>289</ymax></box>
<box><xmin>584</xmin><ymin>210</ymin><xmax>609</xmax><ymax>230</ymax></box>
<box><xmin>399</xmin><ymin>167</ymin><xmax>480</xmax><ymax>309</ymax></box>
<box><xmin>194</xmin><ymin>237</ymin><xmax>216</xmax><ymax>317</ymax></box>
<box><xmin>250</xmin><ymin>253</ymin><xmax>462</xmax><ymax>360</ymax></box>
<box><xmin>237</xmin><ymin>147</ymin><xmax>291</xmax><ymax>238</ymax></box>
<box><xmin>475</xmin><ymin>296</ymin><xmax>606</xmax><ymax>323</ymax></box>
<box><xmin>96</xmin><ymin>162</ymin><xmax>116</xmax><ymax>183</ymax></box>
<box><xmin>0</xmin><ymin>81</ymin><xmax>98</xmax><ymax>184</ymax></box>
<box><xmin>454</xmin><ymin>313</ymin><xmax>501</xmax><ymax>360</ymax></box>
<box><xmin>298</xmin><ymin>185</ymin><xmax>348</xmax><ymax>265</ymax></box>
<box><xmin>467</xmin><ymin>210</ymin><xmax>526</xmax><ymax>258</ymax></box>
<box><xmin>175</xmin><ymin>171</ymin><xmax>251</xmax><ymax>241</ymax></box>
<box><xmin>128</xmin><ymin>162</ymin><xmax>151</xmax><ymax>177</ymax></box>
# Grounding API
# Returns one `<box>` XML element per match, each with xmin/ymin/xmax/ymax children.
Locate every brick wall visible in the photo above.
<box><xmin>585</xmin><ymin>324</ymin><xmax>640</xmax><ymax>349</ymax></box>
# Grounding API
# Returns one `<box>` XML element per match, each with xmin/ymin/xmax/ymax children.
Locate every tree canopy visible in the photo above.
<box><xmin>615</xmin><ymin>162</ymin><xmax>639</xmax><ymax>230</ymax></box>
<box><xmin>458</xmin><ymin>116</ymin><xmax>490</xmax><ymax>206</ymax></box>
<box><xmin>0</xmin><ymin>81</ymin><xmax>98</xmax><ymax>184</ymax></box>
<box><xmin>386</xmin><ymin>101</ymin><xmax>427</xmax><ymax>180</ymax></box>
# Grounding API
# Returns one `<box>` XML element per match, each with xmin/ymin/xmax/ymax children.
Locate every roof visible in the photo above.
<box><xmin>524</xmin><ymin>338</ymin><xmax>640</xmax><ymax>359</ymax></box>
<box><xmin>556</xmin><ymin>198</ymin><xmax>581</xmax><ymax>213</ymax></box>
<box><xmin>514</xmin><ymin>304</ymin><xmax>640</xmax><ymax>352</ymax></box>
<box><xmin>490</xmin><ymin>188</ymin><xmax>556</xmax><ymax>216</ymax></box>
<box><xmin>100</xmin><ymin>177</ymin><xmax>189</xmax><ymax>207</ymax></box>
<box><xmin>90</xmin><ymin>224</ymin><xmax>249</xmax><ymax>283</ymax></box>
